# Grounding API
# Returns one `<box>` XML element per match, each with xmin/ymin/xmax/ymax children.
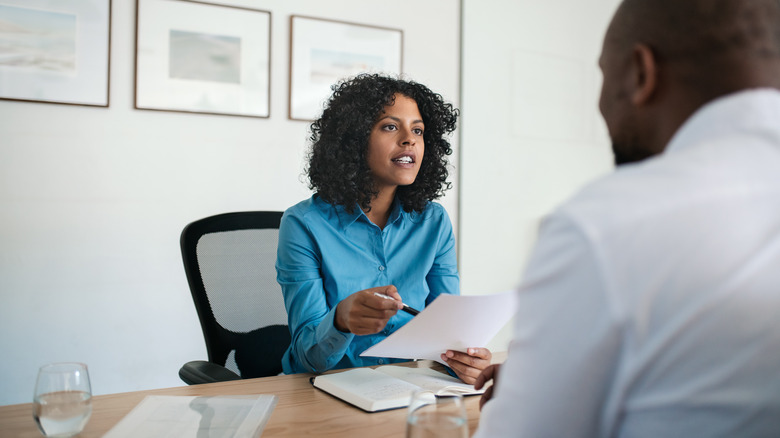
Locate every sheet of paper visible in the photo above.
<box><xmin>361</xmin><ymin>290</ymin><xmax>516</xmax><ymax>364</ymax></box>
<box><xmin>376</xmin><ymin>366</ymin><xmax>484</xmax><ymax>394</ymax></box>
<box><xmin>103</xmin><ymin>394</ymin><xmax>278</xmax><ymax>438</ymax></box>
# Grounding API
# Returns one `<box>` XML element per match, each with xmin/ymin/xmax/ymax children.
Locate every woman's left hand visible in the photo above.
<box><xmin>440</xmin><ymin>348</ymin><xmax>492</xmax><ymax>385</ymax></box>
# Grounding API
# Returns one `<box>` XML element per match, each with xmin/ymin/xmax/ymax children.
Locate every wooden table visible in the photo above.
<box><xmin>0</xmin><ymin>361</ymin><xmax>485</xmax><ymax>437</ymax></box>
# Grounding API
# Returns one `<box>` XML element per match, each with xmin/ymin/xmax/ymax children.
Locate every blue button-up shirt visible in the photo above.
<box><xmin>276</xmin><ymin>195</ymin><xmax>459</xmax><ymax>374</ymax></box>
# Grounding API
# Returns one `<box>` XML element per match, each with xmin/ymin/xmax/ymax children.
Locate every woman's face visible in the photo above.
<box><xmin>366</xmin><ymin>93</ymin><xmax>425</xmax><ymax>195</ymax></box>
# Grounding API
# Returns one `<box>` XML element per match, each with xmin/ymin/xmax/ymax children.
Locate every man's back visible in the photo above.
<box><xmin>475</xmin><ymin>90</ymin><xmax>780</xmax><ymax>437</ymax></box>
<box><xmin>572</xmin><ymin>89</ymin><xmax>780</xmax><ymax>436</ymax></box>
<box><xmin>473</xmin><ymin>0</ymin><xmax>780</xmax><ymax>435</ymax></box>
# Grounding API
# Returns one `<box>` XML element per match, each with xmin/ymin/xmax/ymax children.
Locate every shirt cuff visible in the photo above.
<box><xmin>444</xmin><ymin>365</ymin><xmax>458</xmax><ymax>379</ymax></box>
<box><xmin>314</xmin><ymin>305</ymin><xmax>354</xmax><ymax>354</ymax></box>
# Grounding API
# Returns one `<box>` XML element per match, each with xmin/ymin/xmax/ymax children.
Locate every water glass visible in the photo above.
<box><xmin>33</xmin><ymin>362</ymin><xmax>92</xmax><ymax>438</ymax></box>
<box><xmin>406</xmin><ymin>389</ymin><xmax>468</xmax><ymax>438</ymax></box>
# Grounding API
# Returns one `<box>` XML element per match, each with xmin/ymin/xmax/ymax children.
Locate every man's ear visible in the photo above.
<box><xmin>631</xmin><ymin>44</ymin><xmax>657</xmax><ymax>105</ymax></box>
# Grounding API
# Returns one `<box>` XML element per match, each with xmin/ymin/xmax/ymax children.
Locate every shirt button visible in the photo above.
<box><xmin>378</xmin><ymin>266</ymin><xmax>385</xmax><ymax>271</ymax></box>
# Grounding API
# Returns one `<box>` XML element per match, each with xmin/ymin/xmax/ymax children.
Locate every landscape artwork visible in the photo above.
<box><xmin>169</xmin><ymin>29</ymin><xmax>241</xmax><ymax>84</ymax></box>
<box><xmin>309</xmin><ymin>49</ymin><xmax>383</xmax><ymax>84</ymax></box>
<box><xmin>0</xmin><ymin>4</ymin><xmax>77</xmax><ymax>74</ymax></box>
<box><xmin>135</xmin><ymin>0</ymin><xmax>269</xmax><ymax>117</ymax></box>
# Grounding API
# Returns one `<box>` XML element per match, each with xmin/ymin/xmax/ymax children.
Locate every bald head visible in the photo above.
<box><xmin>610</xmin><ymin>0</ymin><xmax>780</xmax><ymax>96</ymax></box>
<box><xmin>599</xmin><ymin>0</ymin><xmax>780</xmax><ymax>165</ymax></box>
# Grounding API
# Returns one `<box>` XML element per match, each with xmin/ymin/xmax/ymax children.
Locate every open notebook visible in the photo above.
<box><xmin>311</xmin><ymin>365</ymin><xmax>484</xmax><ymax>412</ymax></box>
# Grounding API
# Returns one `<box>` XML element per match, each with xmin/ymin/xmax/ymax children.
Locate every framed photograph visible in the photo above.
<box><xmin>0</xmin><ymin>0</ymin><xmax>111</xmax><ymax>107</ymax></box>
<box><xmin>135</xmin><ymin>0</ymin><xmax>270</xmax><ymax>118</ymax></box>
<box><xmin>289</xmin><ymin>15</ymin><xmax>403</xmax><ymax>121</ymax></box>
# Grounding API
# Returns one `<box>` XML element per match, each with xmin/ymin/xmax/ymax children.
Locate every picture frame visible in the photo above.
<box><xmin>134</xmin><ymin>0</ymin><xmax>271</xmax><ymax>118</ymax></box>
<box><xmin>289</xmin><ymin>15</ymin><xmax>403</xmax><ymax>121</ymax></box>
<box><xmin>0</xmin><ymin>0</ymin><xmax>112</xmax><ymax>107</ymax></box>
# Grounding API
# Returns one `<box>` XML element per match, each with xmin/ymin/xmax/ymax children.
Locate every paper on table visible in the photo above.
<box><xmin>103</xmin><ymin>394</ymin><xmax>278</xmax><ymax>438</ymax></box>
<box><xmin>360</xmin><ymin>290</ymin><xmax>516</xmax><ymax>364</ymax></box>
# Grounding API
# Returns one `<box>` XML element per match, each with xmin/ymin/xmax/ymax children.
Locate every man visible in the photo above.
<box><xmin>473</xmin><ymin>0</ymin><xmax>780</xmax><ymax>436</ymax></box>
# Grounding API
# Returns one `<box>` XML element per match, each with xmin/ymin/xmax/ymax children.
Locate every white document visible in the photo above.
<box><xmin>361</xmin><ymin>290</ymin><xmax>517</xmax><ymax>364</ymax></box>
<box><xmin>103</xmin><ymin>394</ymin><xmax>278</xmax><ymax>438</ymax></box>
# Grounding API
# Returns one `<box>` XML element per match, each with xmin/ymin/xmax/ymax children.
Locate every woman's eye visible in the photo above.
<box><xmin>382</xmin><ymin>124</ymin><xmax>397</xmax><ymax>131</ymax></box>
<box><xmin>413</xmin><ymin>128</ymin><xmax>424</xmax><ymax>135</ymax></box>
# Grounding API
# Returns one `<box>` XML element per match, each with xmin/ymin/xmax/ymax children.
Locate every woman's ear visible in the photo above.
<box><xmin>631</xmin><ymin>43</ymin><xmax>658</xmax><ymax>105</ymax></box>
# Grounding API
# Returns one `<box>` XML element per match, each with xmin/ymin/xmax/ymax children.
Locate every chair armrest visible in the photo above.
<box><xmin>179</xmin><ymin>360</ymin><xmax>242</xmax><ymax>385</ymax></box>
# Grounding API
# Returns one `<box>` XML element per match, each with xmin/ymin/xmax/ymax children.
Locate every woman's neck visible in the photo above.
<box><xmin>364</xmin><ymin>188</ymin><xmax>396</xmax><ymax>229</ymax></box>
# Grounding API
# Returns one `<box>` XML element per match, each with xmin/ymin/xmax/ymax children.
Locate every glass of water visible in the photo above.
<box><xmin>33</xmin><ymin>362</ymin><xmax>92</xmax><ymax>437</ymax></box>
<box><xmin>406</xmin><ymin>389</ymin><xmax>468</xmax><ymax>438</ymax></box>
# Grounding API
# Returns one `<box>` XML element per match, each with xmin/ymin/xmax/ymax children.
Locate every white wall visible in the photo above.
<box><xmin>0</xmin><ymin>0</ymin><xmax>460</xmax><ymax>405</ymax></box>
<box><xmin>459</xmin><ymin>0</ymin><xmax>621</xmax><ymax>350</ymax></box>
<box><xmin>1</xmin><ymin>0</ymin><xmax>625</xmax><ymax>406</ymax></box>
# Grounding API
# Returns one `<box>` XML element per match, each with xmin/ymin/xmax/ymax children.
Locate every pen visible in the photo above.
<box><xmin>373</xmin><ymin>292</ymin><xmax>420</xmax><ymax>316</ymax></box>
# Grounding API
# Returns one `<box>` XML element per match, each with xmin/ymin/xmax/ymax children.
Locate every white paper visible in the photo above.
<box><xmin>103</xmin><ymin>394</ymin><xmax>278</xmax><ymax>438</ymax></box>
<box><xmin>361</xmin><ymin>290</ymin><xmax>517</xmax><ymax>364</ymax></box>
<box><xmin>376</xmin><ymin>365</ymin><xmax>484</xmax><ymax>394</ymax></box>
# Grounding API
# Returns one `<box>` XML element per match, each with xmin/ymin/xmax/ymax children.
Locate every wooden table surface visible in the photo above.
<box><xmin>0</xmin><ymin>360</ymin><xmax>488</xmax><ymax>437</ymax></box>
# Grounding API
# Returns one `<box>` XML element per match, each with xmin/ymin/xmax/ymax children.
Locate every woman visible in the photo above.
<box><xmin>276</xmin><ymin>74</ymin><xmax>490</xmax><ymax>383</ymax></box>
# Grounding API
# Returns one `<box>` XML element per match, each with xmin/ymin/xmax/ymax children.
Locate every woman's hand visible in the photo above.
<box><xmin>441</xmin><ymin>347</ymin><xmax>493</xmax><ymax>385</ymax></box>
<box><xmin>474</xmin><ymin>363</ymin><xmax>501</xmax><ymax>409</ymax></box>
<box><xmin>334</xmin><ymin>285</ymin><xmax>404</xmax><ymax>335</ymax></box>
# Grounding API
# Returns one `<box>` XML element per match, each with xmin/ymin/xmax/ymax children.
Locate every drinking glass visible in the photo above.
<box><xmin>406</xmin><ymin>389</ymin><xmax>468</xmax><ymax>438</ymax></box>
<box><xmin>33</xmin><ymin>362</ymin><xmax>92</xmax><ymax>438</ymax></box>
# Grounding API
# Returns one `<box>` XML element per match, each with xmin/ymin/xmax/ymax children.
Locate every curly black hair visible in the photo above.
<box><xmin>306</xmin><ymin>73</ymin><xmax>458</xmax><ymax>214</ymax></box>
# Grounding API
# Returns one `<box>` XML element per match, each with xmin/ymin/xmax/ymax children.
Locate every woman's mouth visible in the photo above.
<box><xmin>392</xmin><ymin>155</ymin><xmax>414</xmax><ymax>164</ymax></box>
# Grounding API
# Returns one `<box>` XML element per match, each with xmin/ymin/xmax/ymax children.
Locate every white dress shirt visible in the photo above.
<box><xmin>474</xmin><ymin>89</ymin><xmax>780</xmax><ymax>438</ymax></box>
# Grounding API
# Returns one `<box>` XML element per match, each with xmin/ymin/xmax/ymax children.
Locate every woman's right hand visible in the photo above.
<box><xmin>334</xmin><ymin>285</ymin><xmax>404</xmax><ymax>335</ymax></box>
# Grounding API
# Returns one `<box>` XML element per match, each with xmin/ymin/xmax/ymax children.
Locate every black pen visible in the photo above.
<box><xmin>373</xmin><ymin>292</ymin><xmax>420</xmax><ymax>316</ymax></box>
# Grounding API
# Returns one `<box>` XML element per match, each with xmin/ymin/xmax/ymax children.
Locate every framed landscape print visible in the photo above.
<box><xmin>289</xmin><ymin>15</ymin><xmax>403</xmax><ymax>121</ymax></box>
<box><xmin>0</xmin><ymin>0</ymin><xmax>111</xmax><ymax>107</ymax></box>
<box><xmin>135</xmin><ymin>0</ymin><xmax>271</xmax><ymax>118</ymax></box>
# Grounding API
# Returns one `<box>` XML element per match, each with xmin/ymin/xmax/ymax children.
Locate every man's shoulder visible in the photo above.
<box><xmin>555</xmin><ymin>156</ymin><xmax>683</xmax><ymax>229</ymax></box>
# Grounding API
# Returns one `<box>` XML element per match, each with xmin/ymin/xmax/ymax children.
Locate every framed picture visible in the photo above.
<box><xmin>135</xmin><ymin>0</ymin><xmax>270</xmax><ymax>118</ymax></box>
<box><xmin>289</xmin><ymin>15</ymin><xmax>403</xmax><ymax>121</ymax></box>
<box><xmin>0</xmin><ymin>0</ymin><xmax>111</xmax><ymax>107</ymax></box>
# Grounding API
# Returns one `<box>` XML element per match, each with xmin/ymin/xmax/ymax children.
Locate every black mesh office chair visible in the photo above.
<box><xmin>178</xmin><ymin>211</ymin><xmax>290</xmax><ymax>385</ymax></box>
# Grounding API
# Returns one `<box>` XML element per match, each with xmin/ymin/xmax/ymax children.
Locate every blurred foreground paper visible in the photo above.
<box><xmin>103</xmin><ymin>394</ymin><xmax>277</xmax><ymax>438</ymax></box>
<box><xmin>361</xmin><ymin>290</ymin><xmax>517</xmax><ymax>365</ymax></box>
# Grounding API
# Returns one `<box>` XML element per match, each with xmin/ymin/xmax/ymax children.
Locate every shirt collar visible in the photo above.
<box><xmin>386</xmin><ymin>198</ymin><xmax>405</xmax><ymax>226</ymax></box>
<box><xmin>325</xmin><ymin>196</ymin><xmax>406</xmax><ymax>230</ymax></box>
<box><xmin>665</xmin><ymin>88</ymin><xmax>780</xmax><ymax>155</ymax></box>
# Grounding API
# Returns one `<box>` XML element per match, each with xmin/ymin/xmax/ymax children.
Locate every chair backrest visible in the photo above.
<box><xmin>181</xmin><ymin>211</ymin><xmax>289</xmax><ymax>378</ymax></box>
